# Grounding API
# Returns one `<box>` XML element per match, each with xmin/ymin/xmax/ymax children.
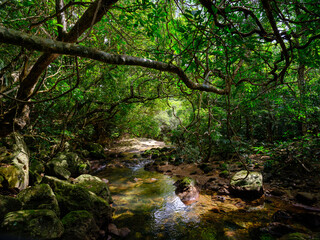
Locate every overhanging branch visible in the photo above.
<box><xmin>0</xmin><ymin>26</ymin><xmax>229</xmax><ymax>95</ymax></box>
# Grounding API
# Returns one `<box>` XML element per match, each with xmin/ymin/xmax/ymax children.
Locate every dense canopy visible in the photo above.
<box><xmin>0</xmin><ymin>0</ymin><xmax>320</xmax><ymax>156</ymax></box>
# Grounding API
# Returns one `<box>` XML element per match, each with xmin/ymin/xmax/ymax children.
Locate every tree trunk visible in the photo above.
<box><xmin>0</xmin><ymin>0</ymin><xmax>118</xmax><ymax>137</ymax></box>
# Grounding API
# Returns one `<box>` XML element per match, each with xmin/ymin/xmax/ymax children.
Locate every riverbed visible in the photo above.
<box><xmin>95</xmin><ymin>138</ymin><xmax>319</xmax><ymax>239</ymax></box>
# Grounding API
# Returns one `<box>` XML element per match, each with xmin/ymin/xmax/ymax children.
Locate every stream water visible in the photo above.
<box><xmin>96</xmin><ymin>157</ymin><xmax>279</xmax><ymax>240</ymax></box>
<box><xmin>95</xmin><ymin>139</ymin><xmax>318</xmax><ymax>239</ymax></box>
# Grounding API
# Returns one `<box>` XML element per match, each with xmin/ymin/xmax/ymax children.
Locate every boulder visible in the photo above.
<box><xmin>51</xmin><ymin>152</ymin><xmax>90</xmax><ymax>177</ymax></box>
<box><xmin>0</xmin><ymin>195</ymin><xmax>22</xmax><ymax>222</ymax></box>
<box><xmin>17</xmin><ymin>184</ymin><xmax>60</xmax><ymax>216</ymax></box>
<box><xmin>74</xmin><ymin>174</ymin><xmax>112</xmax><ymax>203</ymax></box>
<box><xmin>0</xmin><ymin>132</ymin><xmax>29</xmax><ymax>190</ymax></box>
<box><xmin>174</xmin><ymin>177</ymin><xmax>199</xmax><ymax>205</ymax></box>
<box><xmin>43</xmin><ymin>176</ymin><xmax>113</xmax><ymax>227</ymax></box>
<box><xmin>61</xmin><ymin>210</ymin><xmax>100</xmax><ymax>240</ymax></box>
<box><xmin>29</xmin><ymin>159</ymin><xmax>45</xmax><ymax>185</ymax></box>
<box><xmin>229</xmin><ymin>170</ymin><xmax>264</xmax><ymax>199</ymax></box>
<box><xmin>46</xmin><ymin>158</ymin><xmax>71</xmax><ymax>180</ymax></box>
<box><xmin>1</xmin><ymin>209</ymin><xmax>64</xmax><ymax>239</ymax></box>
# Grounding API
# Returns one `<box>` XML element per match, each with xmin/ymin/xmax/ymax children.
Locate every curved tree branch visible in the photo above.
<box><xmin>0</xmin><ymin>26</ymin><xmax>230</xmax><ymax>95</ymax></box>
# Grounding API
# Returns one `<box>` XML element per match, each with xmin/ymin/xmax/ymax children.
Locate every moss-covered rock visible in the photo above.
<box><xmin>229</xmin><ymin>170</ymin><xmax>264</xmax><ymax>200</ymax></box>
<box><xmin>17</xmin><ymin>184</ymin><xmax>60</xmax><ymax>216</ymax></box>
<box><xmin>50</xmin><ymin>151</ymin><xmax>90</xmax><ymax>177</ymax></box>
<box><xmin>43</xmin><ymin>176</ymin><xmax>112</xmax><ymax>227</ymax></box>
<box><xmin>1</xmin><ymin>209</ymin><xmax>64</xmax><ymax>239</ymax></box>
<box><xmin>174</xmin><ymin>177</ymin><xmax>199</xmax><ymax>205</ymax></box>
<box><xmin>0</xmin><ymin>132</ymin><xmax>29</xmax><ymax>190</ymax></box>
<box><xmin>29</xmin><ymin>159</ymin><xmax>45</xmax><ymax>185</ymax></box>
<box><xmin>0</xmin><ymin>195</ymin><xmax>22</xmax><ymax>222</ymax></box>
<box><xmin>61</xmin><ymin>210</ymin><xmax>100</xmax><ymax>240</ymax></box>
<box><xmin>75</xmin><ymin>174</ymin><xmax>112</xmax><ymax>203</ymax></box>
<box><xmin>46</xmin><ymin>158</ymin><xmax>71</xmax><ymax>180</ymax></box>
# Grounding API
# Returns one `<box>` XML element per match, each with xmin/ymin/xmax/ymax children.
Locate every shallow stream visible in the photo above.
<box><xmin>97</xmin><ymin>158</ymin><xmax>284</xmax><ymax>240</ymax></box>
<box><xmin>96</xmin><ymin>139</ymin><xmax>317</xmax><ymax>239</ymax></box>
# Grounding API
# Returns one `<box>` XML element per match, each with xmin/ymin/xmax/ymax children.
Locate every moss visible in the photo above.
<box><xmin>75</xmin><ymin>174</ymin><xmax>112</xmax><ymax>203</ymax></box>
<box><xmin>1</xmin><ymin>209</ymin><xmax>64</xmax><ymax>239</ymax></box>
<box><xmin>0</xmin><ymin>195</ymin><xmax>22</xmax><ymax>222</ymax></box>
<box><xmin>61</xmin><ymin>210</ymin><xmax>99</xmax><ymax>240</ymax></box>
<box><xmin>17</xmin><ymin>184</ymin><xmax>60</xmax><ymax>216</ymax></box>
<box><xmin>0</xmin><ymin>165</ymin><xmax>20</xmax><ymax>188</ymax></box>
<box><xmin>43</xmin><ymin>176</ymin><xmax>112</xmax><ymax>227</ymax></box>
<box><xmin>30</xmin><ymin>159</ymin><xmax>45</xmax><ymax>174</ymax></box>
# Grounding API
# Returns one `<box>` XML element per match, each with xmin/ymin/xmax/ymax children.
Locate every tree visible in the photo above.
<box><xmin>1</xmin><ymin>0</ymin><xmax>320</xmax><ymax>142</ymax></box>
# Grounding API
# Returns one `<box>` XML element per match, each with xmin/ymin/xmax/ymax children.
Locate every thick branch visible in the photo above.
<box><xmin>17</xmin><ymin>0</ymin><xmax>118</xmax><ymax>100</ymax></box>
<box><xmin>0</xmin><ymin>26</ymin><xmax>229</xmax><ymax>95</ymax></box>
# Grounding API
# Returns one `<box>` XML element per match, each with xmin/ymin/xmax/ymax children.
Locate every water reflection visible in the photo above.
<box><xmin>97</xmin><ymin>159</ymin><xmax>205</xmax><ymax>239</ymax></box>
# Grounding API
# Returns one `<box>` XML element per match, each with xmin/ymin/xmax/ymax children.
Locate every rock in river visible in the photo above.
<box><xmin>174</xmin><ymin>177</ymin><xmax>199</xmax><ymax>205</ymax></box>
<box><xmin>229</xmin><ymin>170</ymin><xmax>264</xmax><ymax>200</ymax></box>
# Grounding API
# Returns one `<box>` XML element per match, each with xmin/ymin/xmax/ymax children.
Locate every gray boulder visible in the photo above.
<box><xmin>229</xmin><ymin>170</ymin><xmax>264</xmax><ymax>199</ymax></box>
<box><xmin>46</xmin><ymin>158</ymin><xmax>71</xmax><ymax>180</ymax></box>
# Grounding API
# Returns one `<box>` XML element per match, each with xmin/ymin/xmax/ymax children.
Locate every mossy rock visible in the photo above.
<box><xmin>174</xmin><ymin>177</ymin><xmax>195</xmax><ymax>191</ymax></box>
<box><xmin>17</xmin><ymin>184</ymin><xmax>60</xmax><ymax>216</ymax></box>
<box><xmin>229</xmin><ymin>170</ymin><xmax>264</xmax><ymax>200</ymax></box>
<box><xmin>61</xmin><ymin>210</ymin><xmax>99</xmax><ymax>240</ymax></box>
<box><xmin>46</xmin><ymin>159</ymin><xmax>71</xmax><ymax>180</ymax></box>
<box><xmin>30</xmin><ymin>159</ymin><xmax>45</xmax><ymax>174</ymax></box>
<box><xmin>42</xmin><ymin>176</ymin><xmax>112</xmax><ymax>227</ymax></box>
<box><xmin>52</xmin><ymin>152</ymin><xmax>90</xmax><ymax>177</ymax></box>
<box><xmin>0</xmin><ymin>165</ymin><xmax>21</xmax><ymax>188</ymax></box>
<box><xmin>1</xmin><ymin>209</ymin><xmax>64</xmax><ymax>239</ymax></box>
<box><xmin>0</xmin><ymin>133</ymin><xmax>29</xmax><ymax>190</ymax></box>
<box><xmin>29</xmin><ymin>159</ymin><xmax>45</xmax><ymax>185</ymax></box>
<box><xmin>75</xmin><ymin>174</ymin><xmax>112</xmax><ymax>203</ymax></box>
<box><xmin>0</xmin><ymin>133</ymin><xmax>30</xmax><ymax>190</ymax></box>
<box><xmin>0</xmin><ymin>195</ymin><xmax>22</xmax><ymax>222</ymax></box>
